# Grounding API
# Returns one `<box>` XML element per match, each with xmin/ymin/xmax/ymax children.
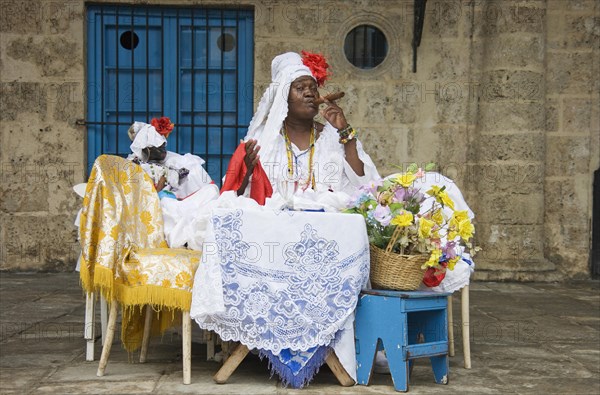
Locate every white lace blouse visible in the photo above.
<box><xmin>248</xmin><ymin>122</ymin><xmax>380</xmax><ymax>196</ymax></box>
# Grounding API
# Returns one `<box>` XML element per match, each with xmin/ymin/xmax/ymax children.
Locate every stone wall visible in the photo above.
<box><xmin>544</xmin><ymin>0</ymin><xmax>599</xmax><ymax>279</ymax></box>
<box><xmin>0</xmin><ymin>0</ymin><xmax>598</xmax><ymax>280</ymax></box>
<box><xmin>0</xmin><ymin>0</ymin><xmax>85</xmax><ymax>271</ymax></box>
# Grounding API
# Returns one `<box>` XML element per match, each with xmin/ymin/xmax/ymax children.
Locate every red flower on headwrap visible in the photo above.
<box><xmin>151</xmin><ymin>116</ymin><xmax>174</xmax><ymax>138</ymax></box>
<box><xmin>301</xmin><ymin>50</ymin><xmax>330</xmax><ymax>87</ymax></box>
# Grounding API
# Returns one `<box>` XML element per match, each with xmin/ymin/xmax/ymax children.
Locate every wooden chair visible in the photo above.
<box><xmin>78</xmin><ymin>155</ymin><xmax>202</xmax><ymax>384</ymax></box>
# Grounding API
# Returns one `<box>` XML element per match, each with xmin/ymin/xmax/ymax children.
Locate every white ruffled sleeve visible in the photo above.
<box><xmin>342</xmin><ymin>137</ymin><xmax>380</xmax><ymax>186</ymax></box>
<box><xmin>322</xmin><ymin>123</ymin><xmax>380</xmax><ymax>187</ymax></box>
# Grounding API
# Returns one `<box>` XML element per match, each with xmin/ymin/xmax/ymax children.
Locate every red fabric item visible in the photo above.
<box><xmin>150</xmin><ymin>116</ymin><xmax>174</xmax><ymax>138</ymax></box>
<box><xmin>301</xmin><ymin>51</ymin><xmax>330</xmax><ymax>87</ymax></box>
<box><xmin>221</xmin><ymin>143</ymin><xmax>273</xmax><ymax>205</ymax></box>
<box><xmin>422</xmin><ymin>265</ymin><xmax>447</xmax><ymax>288</ymax></box>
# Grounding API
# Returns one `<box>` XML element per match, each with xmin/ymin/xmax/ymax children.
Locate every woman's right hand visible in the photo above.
<box><xmin>243</xmin><ymin>139</ymin><xmax>260</xmax><ymax>173</ymax></box>
<box><xmin>236</xmin><ymin>139</ymin><xmax>260</xmax><ymax>196</ymax></box>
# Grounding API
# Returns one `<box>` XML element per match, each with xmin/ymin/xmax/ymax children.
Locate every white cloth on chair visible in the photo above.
<box><xmin>159</xmin><ymin>184</ymin><xmax>220</xmax><ymax>250</ymax></box>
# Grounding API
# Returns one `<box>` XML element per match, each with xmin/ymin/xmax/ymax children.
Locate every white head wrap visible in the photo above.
<box><xmin>129</xmin><ymin>122</ymin><xmax>167</xmax><ymax>159</ymax></box>
<box><xmin>245</xmin><ymin>52</ymin><xmax>315</xmax><ymax>168</ymax></box>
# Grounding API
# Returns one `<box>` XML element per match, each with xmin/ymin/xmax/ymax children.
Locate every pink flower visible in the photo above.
<box><xmin>360</xmin><ymin>178</ymin><xmax>383</xmax><ymax>196</ymax></box>
<box><xmin>372</xmin><ymin>204</ymin><xmax>392</xmax><ymax>226</ymax></box>
<box><xmin>394</xmin><ymin>187</ymin><xmax>406</xmax><ymax>202</ymax></box>
<box><xmin>442</xmin><ymin>241</ymin><xmax>458</xmax><ymax>259</ymax></box>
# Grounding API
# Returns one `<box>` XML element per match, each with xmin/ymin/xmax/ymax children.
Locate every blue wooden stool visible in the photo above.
<box><xmin>355</xmin><ymin>289</ymin><xmax>451</xmax><ymax>392</ymax></box>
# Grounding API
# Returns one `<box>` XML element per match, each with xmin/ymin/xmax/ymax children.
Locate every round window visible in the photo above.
<box><xmin>217</xmin><ymin>33</ymin><xmax>236</xmax><ymax>52</ymax></box>
<box><xmin>343</xmin><ymin>25</ymin><xmax>388</xmax><ymax>69</ymax></box>
<box><xmin>120</xmin><ymin>31</ymin><xmax>139</xmax><ymax>50</ymax></box>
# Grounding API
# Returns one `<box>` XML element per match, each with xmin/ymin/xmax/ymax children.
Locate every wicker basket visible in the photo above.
<box><xmin>369</xmin><ymin>226</ymin><xmax>428</xmax><ymax>290</ymax></box>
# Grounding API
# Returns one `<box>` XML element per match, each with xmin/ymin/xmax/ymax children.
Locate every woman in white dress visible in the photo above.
<box><xmin>227</xmin><ymin>52</ymin><xmax>380</xmax><ymax>202</ymax></box>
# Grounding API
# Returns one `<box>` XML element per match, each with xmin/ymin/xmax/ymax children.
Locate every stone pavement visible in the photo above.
<box><xmin>0</xmin><ymin>273</ymin><xmax>598</xmax><ymax>394</ymax></box>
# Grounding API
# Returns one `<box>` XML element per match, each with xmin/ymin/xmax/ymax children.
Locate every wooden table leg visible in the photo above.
<box><xmin>206</xmin><ymin>331</ymin><xmax>216</xmax><ymax>361</ymax></box>
<box><xmin>326</xmin><ymin>351</ymin><xmax>355</xmax><ymax>387</ymax></box>
<box><xmin>213</xmin><ymin>343</ymin><xmax>250</xmax><ymax>384</ymax></box>
<box><xmin>213</xmin><ymin>344</ymin><xmax>354</xmax><ymax>386</ymax></box>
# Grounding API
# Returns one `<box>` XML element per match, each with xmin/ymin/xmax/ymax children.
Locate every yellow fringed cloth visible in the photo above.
<box><xmin>79</xmin><ymin>155</ymin><xmax>201</xmax><ymax>351</ymax></box>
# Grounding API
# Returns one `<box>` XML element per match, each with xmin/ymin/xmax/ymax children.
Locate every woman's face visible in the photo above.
<box><xmin>287</xmin><ymin>76</ymin><xmax>319</xmax><ymax>120</ymax></box>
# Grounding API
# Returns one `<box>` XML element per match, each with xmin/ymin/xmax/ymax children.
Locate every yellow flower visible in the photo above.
<box><xmin>161</xmin><ymin>279</ymin><xmax>172</xmax><ymax>288</ymax></box>
<box><xmin>146</xmin><ymin>223</ymin><xmax>155</xmax><ymax>235</ymax></box>
<box><xmin>175</xmin><ymin>272</ymin><xmax>193</xmax><ymax>289</ymax></box>
<box><xmin>440</xmin><ymin>195</ymin><xmax>455</xmax><ymax>209</ymax></box>
<box><xmin>423</xmin><ymin>249</ymin><xmax>442</xmax><ymax>269</ymax></box>
<box><xmin>140</xmin><ymin>211</ymin><xmax>155</xmax><ymax>234</ymax></box>
<box><xmin>140</xmin><ymin>211</ymin><xmax>152</xmax><ymax>226</ymax></box>
<box><xmin>448</xmin><ymin>229</ymin><xmax>458</xmax><ymax>240</ymax></box>
<box><xmin>426</xmin><ymin>185</ymin><xmax>455</xmax><ymax>210</ymax></box>
<box><xmin>394</xmin><ymin>172</ymin><xmax>417</xmax><ymax>188</ymax></box>
<box><xmin>418</xmin><ymin>218</ymin><xmax>434</xmax><ymax>239</ymax></box>
<box><xmin>128</xmin><ymin>269</ymin><xmax>148</xmax><ymax>286</ymax></box>
<box><xmin>432</xmin><ymin>209</ymin><xmax>444</xmax><ymax>226</ymax></box>
<box><xmin>458</xmin><ymin>219</ymin><xmax>475</xmax><ymax>241</ymax></box>
<box><xmin>447</xmin><ymin>256</ymin><xmax>460</xmax><ymax>271</ymax></box>
<box><xmin>390</xmin><ymin>210</ymin><xmax>414</xmax><ymax>227</ymax></box>
<box><xmin>449</xmin><ymin>210</ymin><xmax>469</xmax><ymax>228</ymax></box>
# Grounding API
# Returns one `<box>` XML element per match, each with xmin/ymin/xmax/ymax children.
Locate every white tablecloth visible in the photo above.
<box><xmin>190</xmin><ymin>207</ymin><xmax>370</xmax><ymax>382</ymax></box>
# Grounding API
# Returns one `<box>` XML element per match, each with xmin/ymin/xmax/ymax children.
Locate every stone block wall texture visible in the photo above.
<box><xmin>0</xmin><ymin>0</ymin><xmax>598</xmax><ymax>280</ymax></box>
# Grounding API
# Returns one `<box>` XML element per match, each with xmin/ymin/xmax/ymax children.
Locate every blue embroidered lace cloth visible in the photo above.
<box><xmin>191</xmin><ymin>208</ymin><xmax>369</xmax><ymax>387</ymax></box>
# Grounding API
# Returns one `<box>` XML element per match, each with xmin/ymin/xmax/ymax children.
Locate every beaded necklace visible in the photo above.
<box><xmin>282</xmin><ymin>122</ymin><xmax>317</xmax><ymax>191</ymax></box>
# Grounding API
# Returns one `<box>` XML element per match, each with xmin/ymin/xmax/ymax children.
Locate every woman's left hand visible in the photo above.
<box><xmin>321</xmin><ymin>100</ymin><xmax>348</xmax><ymax>130</ymax></box>
<box><xmin>155</xmin><ymin>175</ymin><xmax>167</xmax><ymax>192</ymax></box>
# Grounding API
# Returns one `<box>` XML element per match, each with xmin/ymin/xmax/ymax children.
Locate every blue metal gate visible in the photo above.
<box><xmin>86</xmin><ymin>5</ymin><xmax>254</xmax><ymax>185</ymax></box>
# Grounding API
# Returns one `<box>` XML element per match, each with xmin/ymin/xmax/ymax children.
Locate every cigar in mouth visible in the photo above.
<box><xmin>314</xmin><ymin>92</ymin><xmax>345</xmax><ymax>105</ymax></box>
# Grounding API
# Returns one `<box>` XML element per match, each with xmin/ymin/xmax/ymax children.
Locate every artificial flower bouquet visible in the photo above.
<box><xmin>345</xmin><ymin>164</ymin><xmax>475</xmax><ymax>290</ymax></box>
